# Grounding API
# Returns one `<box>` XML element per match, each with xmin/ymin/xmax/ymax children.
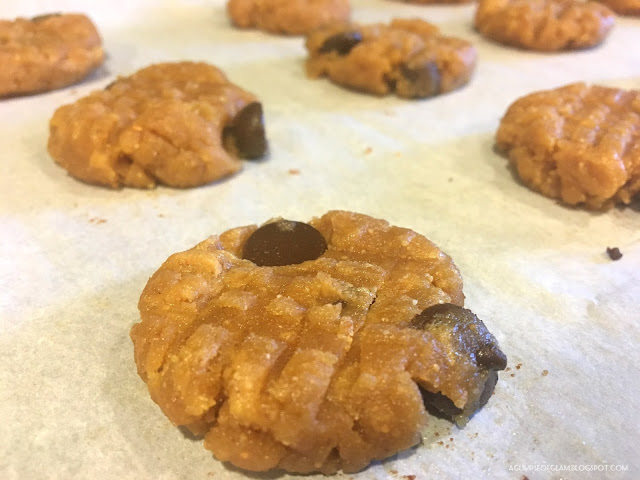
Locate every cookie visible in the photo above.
<box><xmin>597</xmin><ymin>0</ymin><xmax>640</xmax><ymax>14</ymax></box>
<box><xmin>305</xmin><ymin>19</ymin><xmax>476</xmax><ymax>98</ymax></box>
<box><xmin>130</xmin><ymin>210</ymin><xmax>507</xmax><ymax>474</ymax></box>
<box><xmin>474</xmin><ymin>0</ymin><xmax>615</xmax><ymax>51</ymax></box>
<box><xmin>227</xmin><ymin>0</ymin><xmax>350</xmax><ymax>35</ymax></box>
<box><xmin>496</xmin><ymin>83</ymin><xmax>640</xmax><ymax>209</ymax></box>
<box><xmin>48</xmin><ymin>62</ymin><xmax>267</xmax><ymax>189</ymax></box>
<box><xmin>0</xmin><ymin>13</ymin><xmax>104</xmax><ymax>97</ymax></box>
<box><xmin>393</xmin><ymin>0</ymin><xmax>473</xmax><ymax>3</ymax></box>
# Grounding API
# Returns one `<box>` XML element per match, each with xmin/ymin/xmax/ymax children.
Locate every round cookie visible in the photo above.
<box><xmin>227</xmin><ymin>0</ymin><xmax>350</xmax><ymax>35</ymax></box>
<box><xmin>48</xmin><ymin>62</ymin><xmax>268</xmax><ymax>189</ymax></box>
<box><xmin>130</xmin><ymin>210</ymin><xmax>507</xmax><ymax>474</ymax></box>
<box><xmin>0</xmin><ymin>13</ymin><xmax>104</xmax><ymax>97</ymax></box>
<box><xmin>598</xmin><ymin>0</ymin><xmax>640</xmax><ymax>14</ymax></box>
<box><xmin>474</xmin><ymin>0</ymin><xmax>615</xmax><ymax>52</ymax></box>
<box><xmin>305</xmin><ymin>18</ymin><xmax>477</xmax><ymax>98</ymax></box>
<box><xmin>496</xmin><ymin>83</ymin><xmax>640</xmax><ymax>209</ymax></box>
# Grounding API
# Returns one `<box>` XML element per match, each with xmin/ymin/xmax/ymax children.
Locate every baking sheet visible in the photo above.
<box><xmin>1</xmin><ymin>1</ymin><xmax>639</xmax><ymax>479</ymax></box>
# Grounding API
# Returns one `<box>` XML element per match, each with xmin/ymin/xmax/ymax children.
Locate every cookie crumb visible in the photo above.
<box><xmin>606</xmin><ymin>247</ymin><xmax>622</xmax><ymax>261</ymax></box>
<box><xmin>542</xmin><ymin>369</ymin><xmax>549</xmax><ymax>376</ymax></box>
<box><xmin>403</xmin><ymin>475</ymin><xmax>416</xmax><ymax>480</ymax></box>
<box><xmin>515</xmin><ymin>363</ymin><xmax>522</xmax><ymax>370</ymax></box>
<box><xmin>288</xmin><ymin>168</ymin><xmax>300</xmax><ymax>175</ymax></box>
<box><xmin>389</xmin><ymin>470</ymin><xmax>398</xmax><ymax>475</ymax></box>
<box><xmin>363</xmin><ymin>147</ymin><xmax>373</xmax><ymax>154</ymax></box>
<box><xmin>510</xmin><ymin>373</ymin><xmax>515</xmax><ymax>377</ymax></box>
<box><xmin>89</xmin><ymin>217</ymin><xmax>106</xmax><ymax>224</ymax></box>
<box><xmin>522</xmin><ymin>476</ymin><xmax>530</xmax><ymax>480</ymax></box>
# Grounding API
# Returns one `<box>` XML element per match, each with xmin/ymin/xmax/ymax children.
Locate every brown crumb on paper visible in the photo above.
<box><xmin>363</xmin><ymin>147</ymin><xmax>373</xmax><ymax>154</ymax></box>
<box><xmin>606</xmin><ymin>247</ymin><xmax>622</xmax><ymax>261</ymax></box>
<box><xmin>403</xmin><ymin>476</ymin><xmax>416</xmax><ymax>480</ymax></box>
<box><xmin>288</xmin><ymin>169</ymin><xmax>300</xmax><ymax>175</ymax></box>
<box><xmin>516</xmin><ymin>363</ymin><xmax>522</xmax><ymax>370</ymax></box>
<box><xmin>542</xmin><ymin>369</ymin><xmax>549</xmax><ymax>376</ymax></box>
<box><xmin>89</xmin><ymin>217</ymin><xmax>106</xmax><ymax>224</ymax></box>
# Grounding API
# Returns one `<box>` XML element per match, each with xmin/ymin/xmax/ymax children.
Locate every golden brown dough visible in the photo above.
<box><xmin>306</xmin><ymin>18</ymin><xmax>476</xmax><ymax>98</ymax></box>
<box><xmin>598</xmin><ymin>0</ymin><xmax>640</xmax><ymax>14</ymax></box>
<box><xmin>0</xmin><ymin>13</ymin><xmax>104</xmax><ymax>97</ymax></box>
<box><xmin>474</xmin><ymin>0</ymin><xmax>615</xmax><ymax>51</ymax></box>
<box><xmin>131</xmin><ymin>210</ymin><xmax>507</xmax><ymax>474</ymax></box>
<box><xmin>496</xmin><ymin>83</ymin><xmax>640</xmax><ymax>209</ymax></box>
<box><xmin>48</xmin><ymin>62</ymin><xmax>268</xmax><ymax>189</ymax></box>
<box><xmin>227</xmin><ymin>0</ymin><xmax>350</xmax><ymax>35</ymax></box>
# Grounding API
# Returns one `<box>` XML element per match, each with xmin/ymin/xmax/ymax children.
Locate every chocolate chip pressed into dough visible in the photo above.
<box><xmin>0</xmin><ymin>13</ymin><xmax>104</xmax><ymax>97</ymax></box>
<box><xmin>305</xmin><ymin>18</ymin><xmax>476</xmax><ymax>98</ymax></box>
<box><xmin>130</xmin><ymin>210</ymin><xmax>506</xmax><ymax>474</ymax></box>
<box><xmin>474</xmin><ymin>0</ymin><xmax>615</xmax><ymax>51</ymax></box>
<box><xmin>48</xmin><ymin>62</ymin><xmax>268</xmax><ymax>189</ymax></box>
<box><xmin>496</xmin><ymin>83</ymin><xmax>640</xmax><ymax>209</ymax></box>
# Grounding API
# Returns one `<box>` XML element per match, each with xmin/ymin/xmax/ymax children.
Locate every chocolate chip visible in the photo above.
<box><xmin>319</xmin><ymin>31</ymin><xmax>363</xmax><ymax>55</ymax></box>
<box><xmin>409</xmin><ymin>302</ymin><xmax>457</xmax><ymax>330</ymax></box>
<box><xmin>606</xmin><ymin>247</ymin><xmax>622</xmax><ymax>261</ymax></box>
<box><xmin>400</xmin><ymin>61</ymin><xmax>441</xmax><ymax>98</ymax></box>
<box><xmin>475</xmin><ymin>344</ymin><xmax>507</xmax><ymax>371</ymax></box>
<box><xmin>242</xmin><ymin>220</ymin><xmax>327</xmax><ymax>267</ymax></box>
<box><xmin>31</xmin><ymin>13</ymin><xmax>61</xmax><ymax>22</ymax></box>
<box><xmin>420</xmin><ymin>390</ymin><xmax>463</xmax><ymax>419</ymax></box>
<box><xmin>224</xmin><ymin>102</ymin><xmax>267</xmax><ymax>159</ymax></box>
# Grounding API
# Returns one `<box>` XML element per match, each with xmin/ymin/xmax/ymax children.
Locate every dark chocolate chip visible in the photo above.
<box><xmin>400</xmin><ymin>61</ymin><xmax>441</xmax><ymax>98</ymax></box>
<box><xmin>31</xmin><ymin>13</ymin><xmax>61</xmax><ymax>22</ymax></box>
<box><xmin>242</xmin><ymin>220</ymin><xmax>327</xmax><ymax>267</ymax></box>
<box><xmin>319</xmin><ymin>31</ymin><xmax>363</xmax><ymax>55</ymax></box>
<box><xmin>224</xmin><ymin>102</ymin><xmax>267</xmax><ymax>159</ymax></box>
<box><xmin>606</xmin><ymin>247</ymin><xmax>622</xmax><ymax>261</ymax></box>
<box><xmin>409</xmin><ymin>302</ymin><xmax>457</xmax><ymax>330</ymax></box>
<box><xmin>476</xmin><ymin>370</ymin><xmax>499</xmax><ymax>410</ymax></box>
<box><xmin>420</xmin><ymin>389</ymin><xmax>463</xmax><ymax>419</ymax></box>
<box><xmin>475</xmin><ymin>344</ymin><xmax>507</xmax><ymax>371</ymax></box>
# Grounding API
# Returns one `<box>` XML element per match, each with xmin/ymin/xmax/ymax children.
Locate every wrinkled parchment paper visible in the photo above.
<box><xmin>1</xmin><ymin>1</ymin><xmax>639</xmax><ymax>479</ymax></box>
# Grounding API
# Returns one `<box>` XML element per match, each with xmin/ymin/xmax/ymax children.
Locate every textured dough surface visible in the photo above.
<box><xmin>598</xmin><ymin>0</ymin><xmax>640</xmax><ymax>14</ymax></box>
<box><xmin>474</xmin><ymin>0</ymin><xmax>615</xmax><ymax>51</ymax></box>
<box><xmin>227</xmin><ymin>0</ymin><xmax>350</xmax><ymax>35</ymax></box>
<box><xmin>496</xmin><ymin>83</ymin><xmax>640</xmax><ymax>209</ymax></box>
<box><xmin>0</xmin><ymin>13</ymin><xmax>104</xmax><ymax>97</ymax></box>
<box><xmin>48</xmin><ymin>62</ymin><xmax>259</xmax><ymax>189</ymax></box>
<box><xmin>130</xmin><ymin>211</ymin><xmax>502</xmax><ymax>474</ymax></box>
<box><xmin>306</xmin><ymin>18</ymin><xmax>476</xmax><ymax>98</ymax></box>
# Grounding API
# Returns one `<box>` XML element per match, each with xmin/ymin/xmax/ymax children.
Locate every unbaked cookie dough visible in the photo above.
<box><xmin>496</xmin><ymin>83</ymin><xmax>640</xmax><ymax>209</ymax></box>
<box><xmin>597</xmin><ymin>0</ymin><xmax>640</xmax><ymax>14</ymax></box>
<box><xmin>130</xmin><ymin>210</ymin><xmax>507</xmax><ymax>474</ymax></box>
<box><xmin>306</xmin><ymin>18</ymin><xmax>477</xmax><ymax>98</ymax></box>
<box><xmin>474</xmin><ymin>0</ymin><xmax>615</xmax><ymax>51</ymax></box>
<box><xmin>227</xmin><ymin>0</ymin><xmax>350</xmax><ymax>35</ymax></box>
<box><xmin>48</xmin><ymin>62</ymin><xmax>268</xmax><ymax>189</ymax></box>
<box><xmin>393</xmin><ymin>0</ymin><xmax>473</xmax><ymax>3</ymax></box>
<box><xmin>0</xmin><ymin>13</ymin><xmax>104</xmax><ymax>97</ymax></box>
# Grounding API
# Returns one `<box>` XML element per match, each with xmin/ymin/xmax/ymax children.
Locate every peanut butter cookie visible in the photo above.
<box><xmin>227</xmin><ymin>0</ymin><xmax>350</xmax><ymax>35</ymax></box>
<box><xmin>131</xmin><ymin>210</ymin><xmax>507</xmax><ymax>474</ymax></box>
<box><xmin>305</xmin><ymin>18</ymin><xmax>476</xmax><ymax>98</ymax></box>
<box><xmin>48</xmin><ymin>62</ymin><xmax>267</xmax><ymax>189</ymax></box>
<box><xmin>474</xmin><ymin>0</ymin><xmax>615</xmax><ymax>51</ymax></box>
<box><xmin>0</xmin><ymin>13</ymin><xmax>104</xmax><ymax>97</ymax></box>
<box><xmin>598</xmin><ymin>0</ymin><xmax>640</xmax><ymax>14</ymax></box>
<box><xmin>496</xmin><ymin>83</ymin><xmax>640</xmax><ymax>209</ymax></box>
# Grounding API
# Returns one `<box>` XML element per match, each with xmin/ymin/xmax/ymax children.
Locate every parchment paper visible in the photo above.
<box><xmin>1</xmin><ymin>1</ymin><xmax>639</xmax><ymax>479</ymax></box>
